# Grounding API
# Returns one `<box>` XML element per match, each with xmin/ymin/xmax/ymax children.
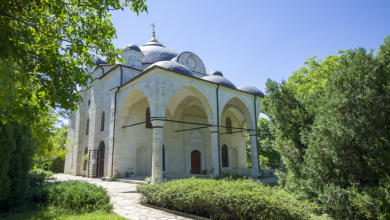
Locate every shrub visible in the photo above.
<box><xmin>48</xmin><ymin>156</ymin><xmax>65</xmax><ymax>173</ymax></box>
<box><xmin>214</xmin><ymin>172</ymin><xmax>251</xmax><ymax>181</ymax></box>
<box><xmin>29</xmin><ymin>168</ymin><xmax>54</xmax><ymax>183</ymax></box>
<box><xmin>48</xmin><ymin>181</ymin><xmax>112</xmax><ymax>214</ymax></box>
<box><xmin>137</xmin><ymin>177</ymin><xmax>321</xmax><ymax>220</ymax></box>
<box><xmin>0</xmin><ymin>121</ymin><xmax>34</xmax><ymax>211</ymax></box>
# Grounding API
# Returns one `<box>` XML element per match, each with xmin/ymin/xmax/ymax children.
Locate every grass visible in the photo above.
<box><xmin>0</xmin><ymin>207</ymin><xmax>126</xmax><ymax>220</ymax></box>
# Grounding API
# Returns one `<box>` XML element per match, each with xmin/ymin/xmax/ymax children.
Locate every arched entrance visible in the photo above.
<box><xmin>191</xmin><ymin>150</ymin><xmax>201</xmax><ymax>174</ymax></box>
<box><xmin>98</xmin><ymin>141</ymin><xmax>105</xmax><ymax>177</ymax></box>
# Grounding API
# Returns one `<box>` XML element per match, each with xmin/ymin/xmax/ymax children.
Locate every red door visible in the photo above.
<box><xmin>191</xmin><ymin>150</ymin><xmax>201</xmax><ymax>174</ymax></box>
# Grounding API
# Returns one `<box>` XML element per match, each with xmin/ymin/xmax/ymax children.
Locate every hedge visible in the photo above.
<box><xmin>137</xmin><ymin>178</ymin><xmax>323</xmax><ymax>220</ymax></box>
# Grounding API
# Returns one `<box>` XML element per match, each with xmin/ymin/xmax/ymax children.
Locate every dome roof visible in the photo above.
<box><xmin>146</xmin><ymin>61</ymin><xmax>194</xmax><ymax>77</ymax></box>
<box><xmin>140</xmin><ymin>40</ymin><xmax>178</xmax><ymax>64</ymax></box>
<box><xmin>201</xmin><ymin>75</ymin><xmax>236</xmax><ymax>89</ymax></box>
<box><xmin>210</xmin><ymin>70</ymin><xmax>223</xmax><ymax>76</ymax></box>
<box><xmin>124</xmin><ymin>44</ymin><xmax>141</xmax><ymax>53</ymax></box>
<box><xmin>237</xmin><ymin>85</ymin><xmax>265</xmax><ymax>97</ymax></box>
<box><xmin>94</xmin><ymin>56</ymin><xmax>107</xmax><ymax>66</ymax></box>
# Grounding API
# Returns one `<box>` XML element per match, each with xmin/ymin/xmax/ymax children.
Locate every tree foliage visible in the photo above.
<box><xmin>263</xmin><ymin>36</ymin><xmax>390</xmax><ymax>219</ymax></box>
<box><xmin>0</xmin><ymin>121</ymin><xmax>34</xmax><ymax>211</ymax></box>
<box><xmin>0</xmin><ymin>0</ymin><xmax>147</xmax><ymax>123</ymax></box>
<box><xmin>246</xmin><ymin>117</ymin><xmax>279</xmax><ymax>168</ymax></box>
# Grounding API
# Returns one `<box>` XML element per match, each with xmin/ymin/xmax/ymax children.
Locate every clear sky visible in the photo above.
<box><xmin>109</xmin><ymin>0</ymin><xmax>389</xmax><ymax>94</ymax></box>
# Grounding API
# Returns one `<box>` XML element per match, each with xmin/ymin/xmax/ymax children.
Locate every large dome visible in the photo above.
<box><xmin>146</xmin><ymin>61</ymin><xmax>194</xmax><ymax>77</ymax></box>
<box><xmin>237</xmin><ymin>85</ymin><xmax>265</xmax><ymax>97</ymax></box>
<box><xmin>139</xmin><ymin>40</ymin><xmax>178</xmax><ymax>64</ymax></box>
<box><xmin>202</xmin><ymin>72</ymin><xmax>236</xmax><ymax>89</ymax></box>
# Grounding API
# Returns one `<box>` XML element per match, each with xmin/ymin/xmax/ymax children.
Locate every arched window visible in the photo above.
<box><xmin>222</xmin><ymin>145</ymin><xmax>229</xmax><ymax>167</ymax></box>
<box><xmin>163</xmin><ymin>145</ymin><xmax>165</xmax><ymax>172</ymax></box>
<box><xmin>101</xmin><ymin>111</ymin><xmax>105</xmax><ymax>131</ymax></box>
<box><xmin>88</xmin><ymin>99</ymin><xmax>90</xmax><ymax>106</ymax></box>
<box><xmin>226</xmin><ymin>117</ymin><xmax>232</xmax><ymax>134</ymax></box>
<box><xmin>83</xmin><ymin>147</ymin><xmax>88</xmax><ymax>171</ymax></box>
<box><xmin>86</xmin><ymin>118</ymin><xmax>89</xmax><ymax>135</ymax></box>
<box><xmin>146</xmin><ymin>107</ymin><xmax>152</xmax><ymax>128</ymax></box>
<box><xmin>99</xmin><ymin>141</ymin><xmax>105</xmax><ymax>150</ymax></box>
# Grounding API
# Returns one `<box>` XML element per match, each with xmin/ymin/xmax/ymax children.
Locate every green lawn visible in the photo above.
<box><xmin>0</xmin><ymin>208</ymin><xmax>127</xmax><ymax>220</ymax></box>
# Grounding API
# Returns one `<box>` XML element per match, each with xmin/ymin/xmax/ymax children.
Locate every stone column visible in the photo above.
<box><xmin>74</xmin><ymin>99</ymin><xmax>85</xmax><ymax>176</ymax></box>
<box><xmin>151</xmin><ymin>120</ymin><xmax>164</xmax><ymax>183</ymax></box>
<box><xmin>107</xmin><ymin>88</ymin><xmax>118</xmax><ymax>177</ymax></box>
<box><xmin>250</xmin><ymin>133</ymin><xmax>260</xmax><ymax>178</ymax></box>
<box><xmin>210</xmin><ymin>127</ymin><xmax>220</xmax><ymax>176</ymax></box>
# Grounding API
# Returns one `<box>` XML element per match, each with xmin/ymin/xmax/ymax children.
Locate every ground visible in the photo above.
<box><xmin>52</xmin><ymin>174</ymin><xmax>278</xmax><ymax>220</ymax></box>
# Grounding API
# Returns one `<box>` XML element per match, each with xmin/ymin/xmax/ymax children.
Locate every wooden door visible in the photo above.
<box><xmin>191</xmin><ymin>150</ymin><xmax>201</xmax><ymax>174</ymax></box>
<box><xmin>98</xmin><ymin>149</ymin><xmax>105</xmax><ymax>177</ymax></box>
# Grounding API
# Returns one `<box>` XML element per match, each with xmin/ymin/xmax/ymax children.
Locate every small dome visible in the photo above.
<box><xmin>210</xmin><ymin>70</ymin><xmax>223</xmax><ymax>77</ymax></box>
<box><xmin>237</xmin><ymin>85</ymin><xmax>265</xmax><ymax>97</ymax></box>
<box><xmin>201</xmin><ymin>75</ymin><xmax>236</xmax><ymax>89</ymax></box>
<box><xmin>124</xmin><ymin>44</ymin><xmax>142</xmax><ymax>53</ymax></box>
<box><xmin>140</xmin><ymin>40</ymin><xmax>178</xmax><ymax>64</ymax></box>
<box><xmin>94</xmin><ymin>56</ymin><xmax>107</xmax><ymax>66</ymax></box>
<box><xmin>146</xmin><ymin>61</ymin><xmax>194</xmax><ymax>77</ymax></box>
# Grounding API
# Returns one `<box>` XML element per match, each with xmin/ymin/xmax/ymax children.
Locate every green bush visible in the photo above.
<box><xmin>137</xmin><ymin>178</ymin><xmax>321</xmax><ymax>220</ymax></box>
<box><xmin>48</xmin><ymin>156</ymin><xmax>65</xmax><ymax>173</ymax></box>
<box><xmin>48</xmin><ymin>181</ymin><xmax>112</xmax><ymax>214</ymax></box>
<box><xmin>214</xmin><ymin>172</ymin><xmax>251</xmax><ymax>181</ymax></box>
<box><xmin>29</xmin><ymin>168</ymin><xmax>54</xmax><ymax>183</ymax></box>
<box><xmin>0</xmin><ymin>121</ymin><xmax>34</xmax><ymax>211</ymax></box>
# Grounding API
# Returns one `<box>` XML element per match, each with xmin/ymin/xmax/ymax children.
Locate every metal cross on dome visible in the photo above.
<box><xmin>151</xmin><ymin>22</ymin><xmax>156</xmax><ymax>40</ymax></box>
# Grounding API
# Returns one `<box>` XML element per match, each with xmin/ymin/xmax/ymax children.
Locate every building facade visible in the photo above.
<box><xmin>64</xmin><ymin>32</ymin><xmax>264</xmax><ymax>183</ymax></box>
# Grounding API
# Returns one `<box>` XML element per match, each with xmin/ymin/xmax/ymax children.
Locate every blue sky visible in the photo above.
<box><xmin>109</xmin><ymin>0</ymin><xmax>390</xmax><ymax>94</ymax></box>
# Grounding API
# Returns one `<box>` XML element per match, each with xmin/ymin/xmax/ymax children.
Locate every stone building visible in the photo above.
<box><xmin>64</xmin><ymin>29</ymin><xmax>264</xmax><ymax>183</ymax></box>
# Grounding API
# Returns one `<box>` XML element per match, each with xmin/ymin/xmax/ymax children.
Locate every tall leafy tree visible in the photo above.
<box><xmin>263</xmin><ymin>36</ymin><xmax>390</xmax><ymax>219</ymax></box>
<box><xmin>0</xmin><ymin>0</ymin><xmax>147</xmax><ymax>123</ymax></box>
<box><xmin>0</xmin><ymin>121</ymin><xmax>34</xmax><ymax>210</ymax></box>
<box><xmin>0</xmin><ymin>123</ymin><xmax>15</xmax><ymax>203</ymax></box>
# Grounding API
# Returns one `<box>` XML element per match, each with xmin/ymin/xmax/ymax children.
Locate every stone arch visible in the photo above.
<box><xmin>165</xmin><ymin>86</ymin><xmax>214</xmax><ymax>125</ymax></box>
<box><xmin>118</xmin><ymin>89</ymin><xmax>151</xmax><ymax>128</ymax></box>
<box><xmin>220</xmin><ymin>97</ymin><xmax>255</xmax><ymax>130</ymax></box>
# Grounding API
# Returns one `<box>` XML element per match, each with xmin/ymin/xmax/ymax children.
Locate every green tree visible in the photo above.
<box><xmin>263</xmin><ymin>36</ymin><xmax>390</xmax><ymax>219</ymax></box>
<box><xmin>257</xmin><ymin>117</ymin><xmax>279</xmax><ymax>162</ymax></box>
<box><xmin>0</xmin><ymin>123</ymin><xmax>15</xmax><ymax>202</ymax></box>
<box><xmin>246</xmin><ymin>117</ymin><xmax>279</xmax><ymax>168</ymax></box>
<box><xmin>0</xmin><ymin>0</ymin><xmax>147</xmax><ymax>124</ymax></box>
<box><xmin>0</xmin><ymin>121</ymin><xmax>34</xmax><ymax>210</ymax></box>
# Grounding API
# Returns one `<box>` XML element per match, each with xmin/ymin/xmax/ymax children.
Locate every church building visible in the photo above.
<box><xmin>64</xmin><ymin>26</ymin><xmax>264</xmax><ymax>183</ymax></box>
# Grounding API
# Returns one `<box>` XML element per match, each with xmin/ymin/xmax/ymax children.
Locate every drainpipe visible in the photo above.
<box><xmin>254</xmin><ymin>96</ymin><xmax>260</xmax><ymax>172</ymax></box>
<box><xmin>111</xmin><ymin>90</ymin><xmax>118</xmax><ymax>177</ymax></box>
<box><xmin>216</xmin><ymin>85</ymin><xmax>221</xmax><ymax>174</ymax></box>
